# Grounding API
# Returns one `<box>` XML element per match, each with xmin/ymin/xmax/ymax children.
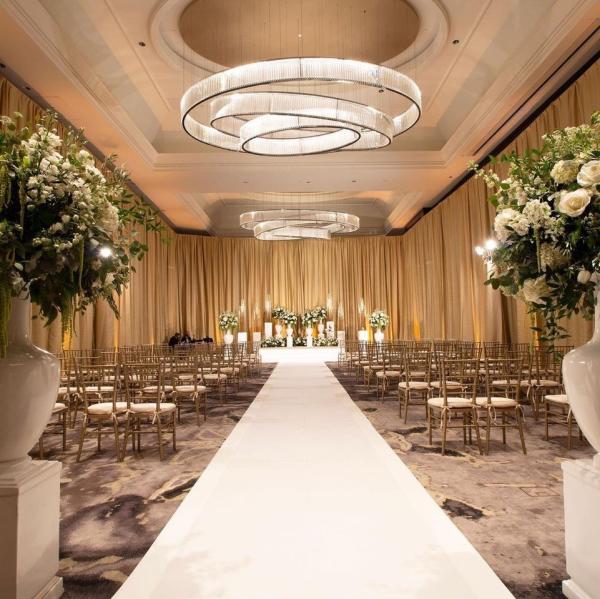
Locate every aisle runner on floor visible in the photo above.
<box><xmin>115</xmin><ymin>363</ymin><xmax>513</xmax><ymax>599</ymax></box>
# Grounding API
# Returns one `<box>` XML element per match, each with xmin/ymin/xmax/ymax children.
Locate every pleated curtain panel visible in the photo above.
<box><xmin>2</xmin><ymin>60</ymin><xmax>598</xmax><ymax>352</ymax></box>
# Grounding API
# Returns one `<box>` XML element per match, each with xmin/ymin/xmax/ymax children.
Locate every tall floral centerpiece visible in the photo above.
<box><xmin>282</xmin><ymin>311</ymin><xmax>297</xmax><ymax>347</ymax></box>
<box><xmin>218</xmin><ymin>311</ymin><xmax>239</xmax><ymax>344</ymax></box>
<box><xmin>0</xmin><ymin>111</ymin><xmax>162</xmax><ymax>464</ymax></box>
<box><xmin>271</xmin><ymin>305</ymin><xmax>286</xmax><ymax>338</ymax></box>
<box><xmin>313</xmin><ymin>305</ymin><xmax>327</xmax><ymax>338</ymax></box>
<box><xmin>471</xmin><ymin>113</ymin><xmax>600</xmax><ymax>456</ymax></box>
<box><xmin>301</xmin><ymin>309</ymin><xmax>316</xmax><ymax>345</ymax></box>
<box><xmin>369</xmin><ymin>310</ymin><xmax>389</xmax><ymax>342</ymax></box>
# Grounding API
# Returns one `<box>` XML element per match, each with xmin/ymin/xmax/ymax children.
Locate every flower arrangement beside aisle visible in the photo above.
<box><xmin>301</xmin><ymin>310</ymin><xmax>316</xmax><ymax>328</ymax></box>
<box><xmin>312</xmin><ymin>306</ymin><xmax>327</xmax><ymax>322</ymax></box>
<box><xmin>260</xmin><ymin>336</ymin><xmax>286</xmax><ymax>347</ymax></box>
<box><xmin>314</xmin><ymin>337</ymin><xmax>339</xmax><ymax>347</ymax></box>
<box><xmin>0</xmin><ymin>111</ymin><xmax>163</xmax><ymax>356</ymax></box>
<box><xmin>470</xmin><ymin>112</ymin><xmax>600</xmax><ymax>342</ymax></box>
<box><xmin>282</xmin><ymin>311</ymin><xmax>297</xmax><ymax>327</ymax></box>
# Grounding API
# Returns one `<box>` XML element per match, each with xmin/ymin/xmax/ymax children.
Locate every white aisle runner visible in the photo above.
<box><xmin>116</xmin><ymin>363</ymin><xmax>513</xmax><ymax>599</ymax></box>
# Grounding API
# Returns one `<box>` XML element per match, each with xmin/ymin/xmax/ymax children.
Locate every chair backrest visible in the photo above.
<box><xmin>75</xmin><ymin>362</ymin><xmax>120</xmax><ymax>410</ymax></box>
<box><xmin>124</xmin><ymin>361</ymin><xmax>164</xmax><ymax>410</ymax></box>
<box><xmin>439</xmin><ymin>357</ymin><xmax>480</xmax><ymax>406</ymax></box>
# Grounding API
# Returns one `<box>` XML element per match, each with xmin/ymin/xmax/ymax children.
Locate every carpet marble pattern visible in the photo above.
<box><xmin>40</xmin><ymin>364</ymin><xmax>276</xmax><ymax>599</ymax></box>
<box><xmin>325</xmin><ymin>362</ymin><xmax>595</xmax><ymax>599</ymax></box>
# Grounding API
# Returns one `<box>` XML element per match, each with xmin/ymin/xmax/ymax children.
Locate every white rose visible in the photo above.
<box><xmin>522</xmin><ymin>199</ymin><xmax>551</xmax><ymax>229</ymax></box>
<box><xmin>61</xmin><ymin>215</ymin><xmax>70</xmax><ymax>223</ymax></box>
<box><xmin>577</xmin><ymin>160</ymin><xmax>600</xmax><ymax>187</ymax></box>
<box><xmin>522</xmin><ymin>276</ymin><xmax>550</xmax><ymax>305</ymax></box>
<box><xmin>105</xmin><ymin>273</ymin><xmax>115</xmax><ymax>286</ymax></box>
<box><xmin>556</xmin><ymin>188</ymin><xmax>591</xmax><ymax>217</ymax></box>
<box><xmin>591</xmin><ymin>272</ymin><xmax>600</xmax><ymax>284</ymax></box>
<box><xmin>550</xmin><ymin>160</ymin><xmax>580</xmax><ymax>184</ymax></box>
<box><xmin>577</xmin><ymin>270</ymin><xmax>591</xmax><ymax>284</ymax></box>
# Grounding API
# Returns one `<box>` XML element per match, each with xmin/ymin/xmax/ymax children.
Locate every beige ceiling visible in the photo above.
<box><xmin>0</xmin><ymin>0</ymin><xmax>598</xmax><ymax>236</ymax></box>
<box><xmin>180</xmin><ymin>0</ymin><xmax>419</xmax><ymax>67</ymax></box>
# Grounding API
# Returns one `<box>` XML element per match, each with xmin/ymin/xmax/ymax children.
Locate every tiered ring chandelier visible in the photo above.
<box><xmin>181</xmin><ymin>57</ymin><xmax>422</xmax><ymax>156</ymax></box>
<box><xmin>240</xmin><ymin>209</ymin><xmax>359</xmax><ymax>240</ymax></box>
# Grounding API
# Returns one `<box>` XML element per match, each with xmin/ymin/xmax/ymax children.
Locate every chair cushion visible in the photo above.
<box><xmin>174</xmin><ymin>385</ymin><xmax>207</xmax><ymax>393</ymax></box>
<box><xmin>88</xmin><ymin>401</ymin><xmax>128</xmax><ymax>415</ymax></box>
<box><xmin>535</xmin><ymin>379</ymin><xmax>560</xmax><ymax>387</ymax></box>
<box><xmin>363</xmin><ymin>365</ymin><xmax>384</xmax><ymax>371</ymax></box>
<box><xmin>491</xmin><ymin>379</ymin><xmax>520</xmax><ymax>386</ymax></box>
<box><xmin>58</xmin><ymin>386</ymin><xmax>75</xmax><ymax>395</ymax></box>
<box><xmin>129</xmin><ymin>402</ymin><xmax>176</xmax><ymax>413</ymax></box>
<box><xmin>545</xmin><ymin>394</ymin><xmax>569</xmax><ymax>404</ymax></box>
<box><xmin>204</xmin><ymin>373</ymin><xmax>227</xmax><ymax>381</ymax></box>
<box><xmin>53</xmin><ymin>402</ymin><xmax>67</xmax><ymax>413</ymax></box>
<box><xmin>376</xmin><ymin>370</ymin><xmax>401</xmax><ymax>378</ymax></box>
<box><xmin>430</xmin><ymin>381</ymin><xmax>462</xmax><ymax>388</ymax></box>
<box><xmin>475</xmin><ymin>397</ymin><xmax>518</xmax><ymax>408</ymax></box>
<box><xmin>427</xmin><ymin>397</ymin><xmax>473</xmax><ymax>408</ymax></box>
<box><xmin>220</xmin><ymin>367</ymin><xmax>240</xmax><ymax>374</ymax></box>
<box><xmin>84</xmin><ymin>385</ymin><xmax>114</xmax><ymax>393</ymax></box>
<box><xmin>142</xmin><ymin>385</ymin><xmax>174</xmax><ymax>393</ymax></box>
<box><xmin>399</xmin><ymin>381</ymin><xmax>430</xmax><ymax>390</ymax></box>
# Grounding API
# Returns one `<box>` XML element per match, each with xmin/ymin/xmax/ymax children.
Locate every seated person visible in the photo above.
<box><xmin>168</xmin><ymin>332</ymin><xmax>182</xmax><ymax>347</ymax></box>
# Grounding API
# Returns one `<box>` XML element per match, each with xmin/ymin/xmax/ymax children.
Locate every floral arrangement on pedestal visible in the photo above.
<box><xmin>470</xmin><ymin>113</ymin><xmax>600</xmax><ymax>342</ymax></box>
<box><xmin>293</xmin><ymin>336</ymin><xmax>307</xmax><ymax>346</ymax></box>
<box><xmin>218</xmin><ymin>311</ymin><xmax>239</xmax><ymax>331</ymax></box>
<box><xmin>369</xmin><ymin>310</ymin><xmax>390</xmax><ymax>330</ymax></box>
<box><xmin>301</xmin><ymin>310</ymin><xmax>316</xmax><ymax>328</ymax></box>
<box><xmin>0</xmin><ymin>111</ymin><xmax>163</xmax><ymax>357</ymax></box>
<box><xmin>281</xmin><ymin>311</ymin><xmax>297</xmax><ymax>328</ymax></box>
<box><xmin>271</xmin><ymin>306</ymin><xmax>286</xmax><ymax>322</ymax></box>
<box><xmin>312</xmin><ymin>306</ymin><xmax>327</xmax><ymax>322</ymax></box>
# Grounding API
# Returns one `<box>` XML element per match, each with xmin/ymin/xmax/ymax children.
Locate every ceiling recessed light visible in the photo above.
<box><xmin>351</xmin><ymin>180</ymin><xmax>357</xmax><ymax>183</ymax></box>
<box><xmin>448</xmin><ymin>175</ymin><xmax>453</xmax><ymax>179</ymax></box>
<box><xmin>297</xmin><ymin>33</ymin><xmax>302</xmax><ymax>38</ymax></box>
<box><xmin>138</xmin><ymin>41</ymin><xmax>146</xmax><ymax>47</ymax></box>
<box><xmin>306</xmin><ymin>181</ymin><xmax>311</xmax><ymax>184</ymax></box>
<box><xmin>242</xmin><ymin>180</ymin><xmax>248</xmax><ymax>184</ymax></box>
<box><xmin>0</xmin><ymin>63</ymin><xmax>5</xmax><ymax>69</ymax></box>
<box><xmin>452</xmin><ymin>39</ymin><xmax>460</xmax><ymax>45</ymax></box>
<box><xmin>24</xmin><ymin>86</ymin><xmax>31</xmax><ymax>91</ymax></box>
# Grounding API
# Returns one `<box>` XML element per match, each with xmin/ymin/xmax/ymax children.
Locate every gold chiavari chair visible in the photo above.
<box><xmin>123</xmin><ymin>362</ymin><xmax>177</xmax><ymax>460</ymax></box>
<box><xmin>523</xmin><ymin>348</ymin><xmax>564</xmax><ymax>418</ymax></box>
<box><xmin>202</xmin><ymin>345</ymin><xmax>228</xmax><ymax>402</ymax></box>
<box><xmin>362</xmin><ymin>343</ymin><xmax>384</xmax><ymax>391</ymax></box>
<box><xmin>427</xmin><ymin>357</ymin><xmax>483</xmax><ymax>455</ymax></box>
<box><xmin>171</xmin><ymin>354</ymin><xmax>208</xmax><ymax>425</ymax></box>
<box><xmin>544</xmin><ymin>391</ymin><xmax>584</xmax><ymax>449</ymax></box>
<box><xmin>38</xmin><ymin>402</ymin><xmax>68</xmax><ymax>458</ymax></box>
<box><xmin>375</xmin><ymin>342</ymin><xmax>403</xmax><ymax>400</ymax></box>
<box><xmin>476</xmin><ymin>357</ymin><xmax>527</xmax><ymax>455</ymax></box>
<box><xmin>76</xmin><ymin>363</ymin><xmax>127</xmax><ymax>462</ymax></box>
<box><xmin>398</xmin><ymin>348</ymin><xmax>431</xmax><ymax>422</ymax></box>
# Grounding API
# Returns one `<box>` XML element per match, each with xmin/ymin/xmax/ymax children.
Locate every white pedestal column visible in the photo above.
<box><xmin>0</xmin><ymin>459</ymin><xmax>62</xmax><ymax>599</ymax></box>
<box><xmin>562</xmin><ymin>456</ymin><xmax>600</xmax><ymax>599</ymax></box>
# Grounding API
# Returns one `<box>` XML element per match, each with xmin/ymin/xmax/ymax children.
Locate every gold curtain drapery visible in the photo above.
<box><xmin>1</xmin><ymin>59</ymin><xmax>598</xmax><ymax>350</ymax></box>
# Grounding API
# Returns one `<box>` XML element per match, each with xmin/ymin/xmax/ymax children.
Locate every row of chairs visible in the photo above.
<box><xmin>39</xmin><ymin>343</ymin><xmax>263</xmax><ymax>461</ymax></box>
<box><xmin>339</xmin><ymin>340</ymin><xmax>583</xmax><ymax>455</ymax></box>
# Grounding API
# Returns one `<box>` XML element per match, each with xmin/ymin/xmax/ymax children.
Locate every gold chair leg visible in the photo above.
<box><xmin>428</xmin><ymin>407</ymin><xmax>433</xmax><ymax>445</ymax></box>
<box><xmin>516</xmin><ymin>408</ymin><xmax>527</xmax><ymax>455</ymax></box>
<box><xmin>485</xmin><ymin>410</ymin><xmax>491</xmax><ymax>455</ymax></box>
<box><xmin>157</xmin><ymin>414</ymin><xmax>164</xmax><ymax>460</ymax></box>
<box><xmin>545</xmin><ymin>402</ymin><xmax>550</xmax><ymax>440</ymax></box>
<box><xmin>76</xmin><ymin>415</ymin><xmax>88</xmax><ymax>462</ymax></box>
<box><xmin>403</xmin><ymin>390</ymin><xmax>410</xmax><ymax>424</ymax></box>
<box><xmin>62</xmin><ymin>411</ymin><xmax>67</xmax><ymax>451</ymax></box>
<box><xmin>112</xmin><ymin>415</ymin><xmax>122</xmax><ymax>462</ymax></box>
<box><xmin>441</xmin><ymin>410</ymin><xmax>449</xmax><ymax>456</ymax></box>
<box><xmin>472</xmin><ymin>408</ymin><xmax>483</xmax><ymax>455</ymax></box>
<box><xmin>172</xmin><ymin>412</ymin><xmax>177</xmax><ymax>452</ymax></box>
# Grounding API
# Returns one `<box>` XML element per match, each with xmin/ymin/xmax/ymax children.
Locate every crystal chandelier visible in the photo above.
<box><xmin>181</xmin><ymin>58</ymin><xmax>421</xmax><ymax>156</ymax></box>
<box><xmin>240</xmin><ymin>209</ymin><xmax>359</xmax><ymax>240</ymax></box>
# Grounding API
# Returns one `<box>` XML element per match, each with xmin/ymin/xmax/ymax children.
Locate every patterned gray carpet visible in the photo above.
<box><xmin>43</xmin><ymin>361</ymin><xmax>593</xmax><ymax>598</ymax></box>
<box><xmin>325</xmin><ymin>362</ymin><xmax>594</xmax><ymax>598</ymax></box>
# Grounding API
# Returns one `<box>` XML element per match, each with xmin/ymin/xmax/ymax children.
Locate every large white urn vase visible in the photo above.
<box><xmin>0</xmin><ymin>294</ymin><xmax>59</xmax><ymax>465</ymax></box>
<box><xmin>223</xmin><ymin>329</ymin><xmax>234</xmax><ymax>345</ymax></box>
<box><xmin>563</xmin><ymin>286</ymin><xmax>600</xmax><ymax>465</ymax></box>
<box><xmin>374</xmin><ymin>328</ymin><xmax>384</xmax><ymax>343</ymax></box>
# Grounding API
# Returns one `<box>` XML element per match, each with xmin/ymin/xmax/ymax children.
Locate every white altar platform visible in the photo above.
<box><xmin>116</xmin><ymin>362</ymin><xmax>513</xmax><ymax>599</ymax></box>
<box><xmin>259</xmin><ymin>346</ymin><xmax>340</xmax><ymax>363</ymax></box>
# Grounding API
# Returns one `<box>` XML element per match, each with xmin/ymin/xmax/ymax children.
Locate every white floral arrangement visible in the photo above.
<box><xmin>470</xmin><ymin>113</ymin><xmax>600</xmax><ymax>342</ymax></box>
<box><xmin>282</xmin><ymin>311</ymin><xmax>297</xmax><ymax>326</ymax></box>
<box><xmin>0</xmin><ymin>112</ymin><xmax>162</xmax><ymax>357</ymax></box>
<box><xmin>260</xmin><ymin>336</ymin><xmax>286</xmax><ymax>347</ymax></box>
<box><xmin>314</xmin><ymin>337</ymin><xmax>339</xmax><ymax>346</ymax></box>
<box><xmin>271</xmin><ymin>305</ymin><xmax>286</xmax><ymax>321</ymax></box>
<box><xmin>301</xmin><ymin>310</ymin><xmax>316</xmax><ymax>327</ymax></box>
<box><xmin>312</xmin><ymin>305</ymin><xmax>327</xmax><ymax>322</ymax></box>
<box><xmin>218</xmin><ymin>311</ymin><xmax>239</xmax><ymax>331</ymax></box>
<box><xmin>369</xmin><ymin>310</ymin><xmax>390</xmax><ymax>330</ymax></box>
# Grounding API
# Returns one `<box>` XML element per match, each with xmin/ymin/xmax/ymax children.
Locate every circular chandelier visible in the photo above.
<box><xmin>240</xmin><ymin>209</ymin><xmax>359</xmax><ymax>240</ymax></box>
<box><xmin>181</xmin><ymin>58</ymin><xmax>421</xmax><ymax>156</ymax></box>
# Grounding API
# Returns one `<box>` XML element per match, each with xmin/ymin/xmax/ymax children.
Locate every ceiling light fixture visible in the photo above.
<box><xmin>240</xmin><ymin>209</ymin><xmax>359</xmax><ymax>240</ymax></box>
<box><xmin>181</xmin><ymin>58</ymin><xmax>421</xmax><ymax>156</ymax></box>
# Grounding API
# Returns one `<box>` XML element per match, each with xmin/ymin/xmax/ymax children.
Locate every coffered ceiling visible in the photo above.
<box><xmin>0</xmin><ymin>0</ymin><xmax>598</xmax><ymax>236</ymax></box>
